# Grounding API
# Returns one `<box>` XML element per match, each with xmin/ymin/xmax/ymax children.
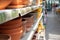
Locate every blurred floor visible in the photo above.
<box><xmin>46</xmin><ymin>9</ymin><xmax>60</xmax><ymax>40</ymax></box>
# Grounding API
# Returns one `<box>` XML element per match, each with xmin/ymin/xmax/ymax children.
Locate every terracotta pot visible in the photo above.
<box><xmin>7</xmin><ymin>5</ymin><xmax>26</xmax><ymax>9</ymax></box>
<box><xmin>10</xmin><ymin>0</ymin><xmax>29</xmax><ymax>5</ymax></box>
<box><xmin>10</xmin><ymin>0</ymin><xmax>23</xmax><ymax>5</ymax></box>
<box><xmin>22</xmin><ymin>14</ymin><xmax>34</xmax><ymax>32</ymax></box>
<box><xmin>0</xmin><ymin>17</ymin><xmax>22</xmax><ymax>29</ymax></box>
<box><xmin>0</xmin><ymin>34</ymin><xmax>11</xmax><ymax>40</ymax></box>
<box><xmin>0</xmin><ymin>0</ymin><xmax>12</xmax><ymax>10</ymax></box>
<box><xmin>22</xmin><ymin>13</ymin><xmax>34</xmax><ymax>23</ymax></box>
<box><xmin>22</xmin><ymin>19</ymin><xmax>28</xmax><ymax>32</ymax></box>
<box><xmin>26</xmin><ymin>22</ymin><xmax>33</xmax><ymax>28</ymax></box>
<box><xmin>22</xmin><ymin>0</ymin><xmax>29</xmax><ymax>5</ymax></box>
<box><xmin>30</xmin><ymin>12</ymin><xmax>37</xmax><ymax>21</ymax></box>
<box><xmin>0</xmin><ymin>26</ymin><xmax>24</xmax><ymax>40</ymax></box>
<box><xmin>22</xmin><ymin>19</ymin><xmax>26</xmax><ymax>37</ymax></box>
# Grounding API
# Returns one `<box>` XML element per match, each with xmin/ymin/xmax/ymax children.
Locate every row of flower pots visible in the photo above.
<box><xmin>0</xmin><ymin>17</ymin><xmax>24</xmax><ymax>40</ymax></box>
<box><xmin>0</xmin><ymin>13</ymin><xmax>36</xmax><ymax>40</ymax></box>
<box><xmin>0</xmin><ymin>0</ymin><xmax>32</xmax><ymax>9</ymax></box>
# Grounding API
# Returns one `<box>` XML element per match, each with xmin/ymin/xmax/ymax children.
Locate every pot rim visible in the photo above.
<box><xmin>0</xmin><ymin>34</ymin><xmax>11</xmax><ymax>40</ymax></box>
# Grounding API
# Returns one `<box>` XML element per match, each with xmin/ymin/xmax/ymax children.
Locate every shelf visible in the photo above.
<box><xmin>18</xmin><ymin>5</ymin><xmax>42</xmax><ymax>16</ymax></box>
<box><xmin>21</xmin><ymin>13</ymin><xmax>43</xmax><ymax>40</ymax></box>
<box><xmin>0</xmin><ymin>5</ymin><xmax>42</xmax><ymax>24</ymax></box>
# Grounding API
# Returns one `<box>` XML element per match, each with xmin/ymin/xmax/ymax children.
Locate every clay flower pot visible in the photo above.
<box><xmin>21</xmin><ymin>19</ymin><xmax>27</xmax><ymax>37</ymax></box>
<box><xmin>22</xmin><ymin>19</ymin><xmax>27</xmax><ymax>32</ymax></box>
<box><xmin>30</xmin><ymin>12</ymin><xmax>37</xmax><ymax>21</ymax></box>
<box><xmin>22</xmin><ymin>14</ymin><xmax>34</xmax><ymax>32</ymax></box>
<box><xmin>22</xmin><ymin>0</ymin><xmax>29</xmax><ymax>5</ymax></box>
<box><xmin>0</xmin><ymin>17</ymin><xmax>22</xmax><ymax>29</ymax></box>
<box><xmin>0</xmin><ymin>34</ymin><xmax>11</xmax><ymax>40</ymax></box>
<box><xmin>22</xmin><ymin>13</ymin><xmax>34</xmax><ymax>23</ymax></box>
<box><xmin>10</xmin><ymin>0</ymin><xmax>29</xmax><ymax>5</ymax></box>
<box><xmin>10</xmin><ymin>0</ymin><xmax>23</xmax><ymax>5</ymax></box>
<box><xmin>7</xmin><ymin>5</ymin><xmax>26</xmax><ymax>9</ymax></box>
<box><xmin>0</xmin><ymin>26</ymin><xmax>24</xmax><ymax>40</ymax></box>
<box><xmin>0</xmin><ymin>0</ymin><xmax>12</xmax><ymax>10</ymax></box>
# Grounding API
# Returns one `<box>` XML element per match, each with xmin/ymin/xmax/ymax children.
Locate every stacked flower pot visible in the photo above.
<box><xmin>22</xmin><ymin>13</ymin><xmax>34</xmax><ymax>32</ymax></box>
<box><xmin>0</xmin><ymin>16</ymin><xmax>25</xmax><ymax>40</ymax></box>
<box><xmin>0</xmin><ymin>0</ymin><xmax>29</xmax><ymax>9</ymax></box>
<box><xmin>7</xmin><ymin>0</ymin><xmax>28</xmax><ymax>9</ymax></box>
<box><xmin>0</xmin><ymin>13</ymin><xmax>36</xmax><ymax>40</ymax></box>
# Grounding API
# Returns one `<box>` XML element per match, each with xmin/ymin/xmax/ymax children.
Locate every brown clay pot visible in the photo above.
<box><xmin>10</xmin><ymin>0</ymin><xmax>29</xmax><ymax>5</ymax></box>
<box><xmin>22</xmin><ymin>0</ymin><xmax>29</xmax><ymax>5</ymax></box>
<box><xmin>10</xmin><ymin>0</ymin><xmax>23</xmax><ymax>5</ymax></box>
<box><xmin>30</xmin><ymin>12</ymin><xmax>37</xmax><ymax>21</ymax></box>
<box><xmin>22</xmin><ymin>19</ymin><xmax>28</xmax><ymax>32</ymax></box>
<box><xmin>22</xmin><ymin>13</ymin><xmax>34</xmax><ymax>23</ymax></box>
<box><xmin>0</xmin><ymin>26</ymin><xmax>24</xmax><ymax>40</ymax></box>
<box><xmin>22</xmin><ymin>14</ymin><xmax>34</xmax><ymax>32</ymax></box>
<box><xmin>22</xmin><ymin>19</ymin><xmax>26</xmax><ymax>37</ymax></box>
<box><xmin>0</xmin><ymin>34</ymin><xmax>11</xmax><ymax>40</ymax></box>
<box><xmin>7</xmin><ymin>5</ymin><xmax>26</xmax><ymax>9</ymax></box>
<box><xmin>0</xmin><ymin>17</ymin><xmax>22</xmax><ymax>29</ymax></box>
<box><xmin>0</xmin><ymin>0</ymin><xmax>12</xmax><ymax>10</ymax></box>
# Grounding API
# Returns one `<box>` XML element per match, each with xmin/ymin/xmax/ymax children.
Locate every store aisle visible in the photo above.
<box><xmin>46</xmin><ymin>10</ymin><xmax>60</xmax><ymax>40</ymax></box>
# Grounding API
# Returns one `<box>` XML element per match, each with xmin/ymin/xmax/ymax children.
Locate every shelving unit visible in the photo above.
<box><xmin>21</xmin><ymin>13</ymin><xmax>43</xmax><ymax>40</ymax></box>
<box><xmin>0</xmin><ymin>0</ymin><xmax>46</xmax><ymax>40</ymax></box>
